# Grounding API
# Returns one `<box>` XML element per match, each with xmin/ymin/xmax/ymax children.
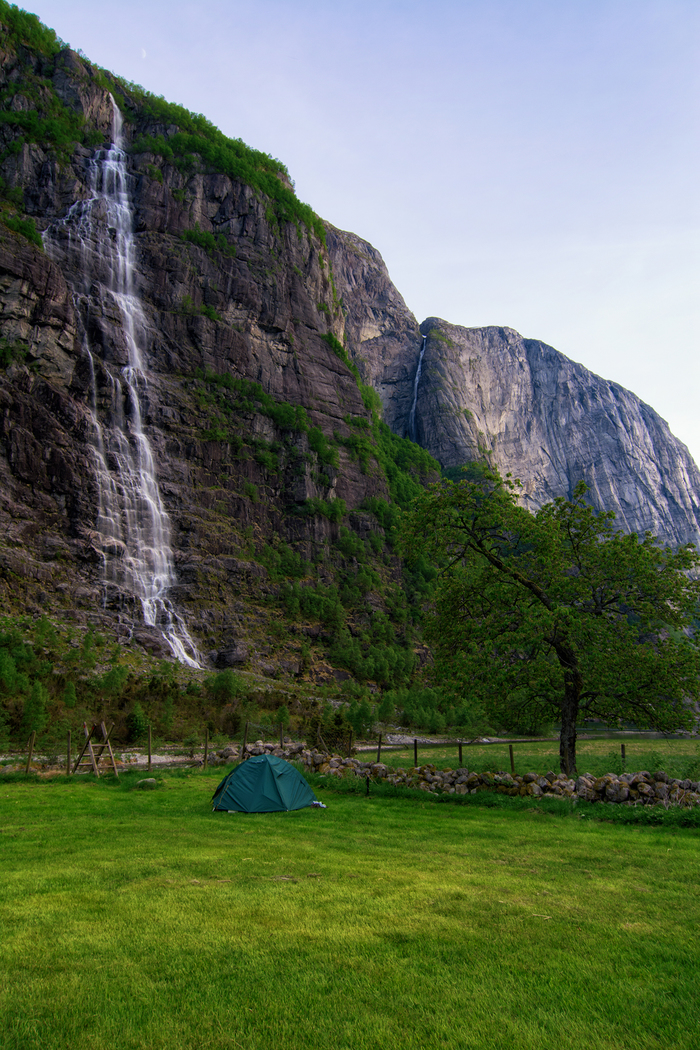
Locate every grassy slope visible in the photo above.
<box><xmin>1</xmin><ymin>774</ymin><xmax>699</xmax><ymax>1050</ymax></box>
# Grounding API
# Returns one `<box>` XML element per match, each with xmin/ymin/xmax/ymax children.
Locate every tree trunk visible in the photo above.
<box><xmin>559</xmin><ymin>702</ymin><xmax>578</xmax><ymax>777</ymax></box>
<box><xmin>556</xmin><ymin>643</ymin><xmax>582</xmax><ymax>776</ymax></box>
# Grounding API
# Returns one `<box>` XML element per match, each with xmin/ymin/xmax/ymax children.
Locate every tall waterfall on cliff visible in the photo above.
<box><xmin>45</xmin><ymin>100</ymin><xmax>200</xmax><ymax>667</ymax></box>
<box><xmin>408</xmin><ymin>335</ymin><xmax>427</xmax><ymax>443</ymax></box>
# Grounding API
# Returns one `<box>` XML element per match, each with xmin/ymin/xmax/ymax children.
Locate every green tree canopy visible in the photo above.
<box><xmin>400</xmin><ymin>469</ymin><xmax>700</xmax><ymax>773</ymax></box>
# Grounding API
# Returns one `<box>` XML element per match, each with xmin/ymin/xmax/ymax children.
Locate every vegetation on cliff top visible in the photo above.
<box><xmin>0</xmin><ymin>3</ymin><xmax>326</xmax><ymax>243</ymax></box>
<box><xmin>0</xmin><ymin>1</ymin><xmax>64</xmax><ymax>56</ymax></box>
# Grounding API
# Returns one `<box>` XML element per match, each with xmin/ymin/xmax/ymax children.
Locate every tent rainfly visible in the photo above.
<box><xmin>212</xmin><ymin>753</ymin><xmax>319</xmax><ymax>813</ymax></box>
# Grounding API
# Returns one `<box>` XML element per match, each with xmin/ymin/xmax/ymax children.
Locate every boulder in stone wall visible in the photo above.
<box><xmin>605</xmin><ymin>780</ymin><xmax>630</xmax><ymax>803</ymax></box>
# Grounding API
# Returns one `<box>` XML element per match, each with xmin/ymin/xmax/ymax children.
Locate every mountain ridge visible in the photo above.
<box><xmin>0</xmin><ymin>8</ymin><xmax>697</xmax><ymax>687</ymax></box>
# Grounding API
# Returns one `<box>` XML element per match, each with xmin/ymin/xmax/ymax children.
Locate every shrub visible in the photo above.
<box><xmin>62</xmin><ymin>682</ymin><xmax>77</xmax><ymax>709</ymax></box>
<box><xmin>126</xmin><ymin>703</ymin><xmax>148</xmax><ymax>742</ymax></box>
<box><xmin>181</xmin><ymin>224</ymin><xmax>236</xmax><ymax>258</ymax></box>
<box><xmin>220</xmin><ymin>704</ymin><xmax>241</xmax><ymax>738</ymax></box>
<box><xmin>21</xmin><ymin>681</ymin><xmax>48</xmax><ymax>736</ymax></box>
<box><xmin>2</xmin><ymin>213</ymin><xmax>43</xmax><ymax>248</ymax></box>
<box><xmin>207</xmin><ymin>669</ymin><xmax>246</xmax><ymax>706</ymax></box>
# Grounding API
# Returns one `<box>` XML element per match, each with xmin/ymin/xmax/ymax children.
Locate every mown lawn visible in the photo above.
<box><xmin>1</xmin><ymin>769</ymin><xmax>699</xmax><ymax>1050</ymax></box>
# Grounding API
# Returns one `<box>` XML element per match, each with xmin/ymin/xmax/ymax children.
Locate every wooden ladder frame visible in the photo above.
<box><xmin>72</xmin><ymin>721</ymin><xmax>119</xmax><ymax>778</ymax></box>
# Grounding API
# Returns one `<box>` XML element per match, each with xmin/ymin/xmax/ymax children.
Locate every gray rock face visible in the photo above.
<box><xmin>325</xmin><ymin>223</ymin><xmax>421</xmax><ymax>432</ymax></box>
<box><xmin>1</xmin><ymin>28</ymin><xmax>699</xmax><ymax>676</ymax></box>
<box><xmin>328</xmin><ymin>225</ymin><xmax>700</xmax><ymax>548</ymax></box>
<box><xmin>405</xmin><ymin>319</ymin><xmax>700</xmax><ymax>548</ymax></box>
<box><xmin>0</xmin><ymin>46</ymin><xmax>387</xmax><ymax>653</ymax></box>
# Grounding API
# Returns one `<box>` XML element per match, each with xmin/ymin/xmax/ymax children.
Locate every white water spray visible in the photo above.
<box><xmin>45</xmin><ymin>100</ymin><xmax>200</xmax><ymax>667</ymax></box>
<box><xmin>408</xmin><ymin>335</ymin><xmax>427</xmax><ymax>443</ymax></box>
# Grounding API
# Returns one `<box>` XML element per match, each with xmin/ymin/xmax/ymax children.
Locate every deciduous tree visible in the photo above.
<box><xmin>400</xmin><ymin>469</ymin><xmax>700</xmax><ymax>773</ymax></box>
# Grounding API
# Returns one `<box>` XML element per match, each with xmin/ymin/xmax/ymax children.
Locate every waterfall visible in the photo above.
<box><xmin>44</xmin><ymin>99</ymin><xmax>200</xmax><ymax>668</ymax></box>
<box><xmin>408</xmin><ymin>335</ymin><xmax>427</xmax><ymax>443</ymax></box>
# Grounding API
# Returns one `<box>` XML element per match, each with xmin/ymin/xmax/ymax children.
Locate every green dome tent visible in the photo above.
<box><xmin>212</xmin><ymin>753</ymin><xmax>319</xmax><ymax>813</ymax></box>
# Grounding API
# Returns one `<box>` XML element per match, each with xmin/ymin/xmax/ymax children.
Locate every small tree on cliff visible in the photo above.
<box><xmin>400</xmin><ymin>468</ymin><xmax>700</xmax><ymax>774</ymax></box>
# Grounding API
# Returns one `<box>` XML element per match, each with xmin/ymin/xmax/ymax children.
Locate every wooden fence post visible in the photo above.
<box><xmin>621</xmin><ymin>743</ymin><xmax>626</xmax><ymax>768</ymax></box>
<box><xmin>279</xmin><ymin>722</ymin><xmax>284</xmax><ymax>749</ymax></box>
<box><xmin>203</xmin><ymin>727</ymin><xmax>209</xmax><ymax>770</ymax></box>
<box><xmin>509</xmin><ymin>744</ymin><xmax>515</xmax><ymax>775</ymax></box>
<box><xmin>148</xmin><ymin>724</ymin><xmax>152</xmax><ymax>773</ymax></box>
<box><xmin>240</xmin><ymin>721</ymin><xmax>249</xmax><ymax>761</ymax></box>
<box><xmin>25</xmin><ymin>731</ymin><xmax>35</xmax><ymax>775</ymax></box>
<box><xmin>365</xmin><ymin>774</ymin><xmax>370</xmax><ymax>796</ymax></box>
<box><xmin>376</xmin><ymin>733</ymin><xmax>382</xmax><ymax>763</ymax></box>
<box><xmin>414</xmin><ymin>738</ymin><xmax>418</xmax><ymax>767</ymax></box>
<box><xmin>66</xmin><ymin>729</ymin><xmax>71</xmax><ymax>776</ymax></box>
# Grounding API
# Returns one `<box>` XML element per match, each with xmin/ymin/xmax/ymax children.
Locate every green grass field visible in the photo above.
<box><xmin>1</xmin><ymin>769</ymin><xmax>699</xmax><ymax>1050</ymax></box>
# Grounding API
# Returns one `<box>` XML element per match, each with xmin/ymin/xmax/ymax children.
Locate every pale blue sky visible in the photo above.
<box><xmin>28</xmin><ymin>0</ymin><xmax>700</xmax><ymax>460</ymax></box>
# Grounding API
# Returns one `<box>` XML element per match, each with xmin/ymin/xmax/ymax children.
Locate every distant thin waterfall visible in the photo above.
<box><xmin>44</xmin><ymin>99</ymin><xmax>200</xmax><ymax>668</ymax></box>
<box><xmin>408</xmin><ymin>335</ymin><xmax>427</xmax><ymax>443</ymax></box>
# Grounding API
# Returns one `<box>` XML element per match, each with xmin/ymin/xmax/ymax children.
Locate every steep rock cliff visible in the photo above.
<box><xmin>0</xmin><ymin>35</ymin><xmax>416</xmax><ymax>671</ymax></box>
<box><xmin>325</xmin><ymin>223</ymin><xmax>421</xmax><ymax>433</ymax></box>
<box><xmin>325</xmin><ymin>220</ymin><xmax>700</xmax><ymax>550</ymax></box>
<box><xmin>1</xmin><ymin>10</ymin><xmax>699</xmax><ymax>683</ymax></box>
<box><xmin>411</xmin><ymin>319</ymin><xmax>700</xmax><ymax>548</ymax></box>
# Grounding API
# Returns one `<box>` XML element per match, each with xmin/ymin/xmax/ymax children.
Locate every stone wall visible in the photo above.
<box><xmin>217</xmin><ymin>742</ymin><xmax>700</xmax><ymax>807</ymax></box>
